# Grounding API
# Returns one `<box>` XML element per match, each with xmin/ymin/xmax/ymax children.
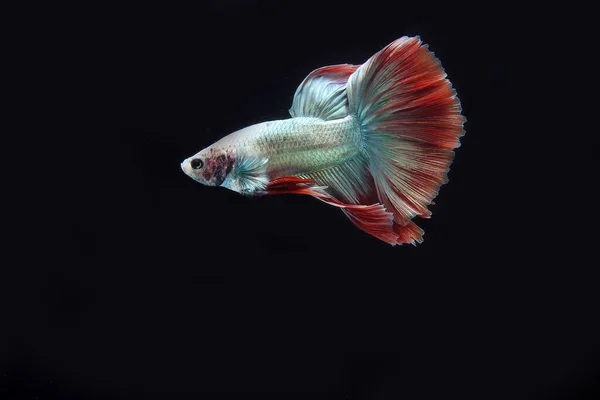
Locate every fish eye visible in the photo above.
<box><xmin>191</xmin><ymin>158</ymin><xmax>203</xmax><ymax>169</ymax></box>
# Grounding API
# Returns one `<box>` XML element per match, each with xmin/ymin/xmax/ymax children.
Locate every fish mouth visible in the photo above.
<box><xmin>181</xmin><ymin>160</ymin><xmax>195</xmax><ymax>180</ymax></box>
<box><xmin>180</xmin><ymin>159</ymin><xmax>190</xmax><ymax>174</ymax></box>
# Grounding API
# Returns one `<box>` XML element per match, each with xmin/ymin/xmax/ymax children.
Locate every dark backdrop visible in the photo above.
<box><xmin>4</xmin><ymin>1</ymin><xmax>597</xmax><ymax>399</ymax></box>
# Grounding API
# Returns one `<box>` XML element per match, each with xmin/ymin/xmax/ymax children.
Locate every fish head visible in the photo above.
<box><xmin>181</xmin><ymin>146</ymin><xmax>235</xmax><ymax>187</ymax></box>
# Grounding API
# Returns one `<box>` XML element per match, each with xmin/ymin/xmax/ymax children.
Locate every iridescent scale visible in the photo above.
<box><xmin>223</xmin><ymin>116</ymin><xmax>362</xmax><ymax>178</ymax></box>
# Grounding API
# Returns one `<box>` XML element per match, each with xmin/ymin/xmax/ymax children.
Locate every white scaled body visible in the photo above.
<box><xmin>218</xmin><ymin>116</ymin><xmax>361</xmax><ymax>178</ymax></box>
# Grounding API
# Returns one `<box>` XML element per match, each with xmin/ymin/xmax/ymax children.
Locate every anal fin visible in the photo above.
<box><xmin>298</xmin><ymin>154</ymin><xmax>375</xmax><ymax>205</ymax></box>
<box><xmin>266</xmin><ymin>175</ymin><xmax>420</xmax><ymax>245</ymax></box>
<box><xmin>393</xmin><ymin>220</ymin><xmax>424</xmax><ymax>245</ymax></box>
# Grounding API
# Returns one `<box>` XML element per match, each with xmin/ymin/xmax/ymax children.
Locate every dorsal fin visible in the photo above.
<box><xmin>289</xmin><ymin>64</ymin><xmax>358</xmax><ymax>120</ymax></box>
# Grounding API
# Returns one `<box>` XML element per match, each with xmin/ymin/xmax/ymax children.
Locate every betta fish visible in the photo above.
<box><xmin>181</xmin><ymin>36</ymin><xmax>465</xmax><ymax>245</ymax></box>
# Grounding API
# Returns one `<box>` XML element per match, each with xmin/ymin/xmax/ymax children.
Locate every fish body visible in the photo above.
<box><xmin>182</xmin><ymin>116</ymin><xmax>361</xmax><ymax>190</ymax></box>
<box><xmin>181</xmin><ymin>37</ymin><xmax>465</xmax><ymax>245</ymax></box>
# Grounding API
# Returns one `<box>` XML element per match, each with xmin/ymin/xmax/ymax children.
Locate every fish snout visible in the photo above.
<box><xmin>181</xmin><ymin>158</ymin><xmax>191</xmax><ymax>175</ymax></box>
<box><xmin>181</xmin><ymin>156</ymin><xmax>209</xmax><ymax>185</ymax></box>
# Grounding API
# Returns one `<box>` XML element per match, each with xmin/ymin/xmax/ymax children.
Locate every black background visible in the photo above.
<box><xmin>4</xmin><ymin>1</ymin><xmax>597</xmax><ymax>399</ymax></box>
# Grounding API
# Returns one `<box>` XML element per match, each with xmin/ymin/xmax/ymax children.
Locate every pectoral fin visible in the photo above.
<box><xmin>222</xmin><ymin>154</ymin><xmax>269</xmax><ymax>195</ymax></box>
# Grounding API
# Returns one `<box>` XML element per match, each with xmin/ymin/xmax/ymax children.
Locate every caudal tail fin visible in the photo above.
<box><xmin>346</xmin><ymin>36</ymin><xmax>465</xmax><ymax>244</ymax></box>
